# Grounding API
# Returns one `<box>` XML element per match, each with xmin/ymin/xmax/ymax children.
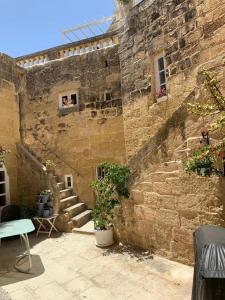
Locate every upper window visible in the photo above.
<box><xmin>59</xmin><ymin>91</ymin><xmax>79</xmax><ymax>109</ymax></box>
<box><xmin>154</xmin><ymin>55</ymin><xmax>167</xmax><ymax>99</ymax></box>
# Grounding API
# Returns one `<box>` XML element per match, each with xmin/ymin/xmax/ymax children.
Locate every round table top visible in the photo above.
<box><xmin>0</xmin><ymin>219</ymin><xmax>35</xmax><ymax>239</ymax></box>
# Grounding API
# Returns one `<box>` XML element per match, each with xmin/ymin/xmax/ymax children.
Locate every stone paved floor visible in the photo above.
<box><xmin>0</xmin><ymin>233</ymin><xmax>193</xmax><ymax>300</ymax></box>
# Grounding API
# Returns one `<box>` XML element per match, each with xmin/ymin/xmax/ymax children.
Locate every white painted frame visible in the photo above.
<box><xmin>65</xmin><ymin>175</ymin><xmax>73</xmax><ymax>189</ymax></box>
<box><xmin>154</xmin><ymin>53</ymin><xmax>167</xmax><ymax>95</ymax></box>
<box><xmin>0</xmin><ymin>164</ymin><xmax>10</xmax><ymax>207</ymax></box>
<box><xmin>58</xmin><ymin>91</ymin><xmax>79</xmax><ymax>109</ymax></box>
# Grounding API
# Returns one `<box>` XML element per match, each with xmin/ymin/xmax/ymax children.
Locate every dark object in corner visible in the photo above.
<box><xmin>192</xmin><ymin>225</ymin><xmax>225</xmax><ymax>300</ymax></box>
<box><xmin>1</xmin><ymin>205</ymin><xmax>21</xmax><ymax>222</ymax></box>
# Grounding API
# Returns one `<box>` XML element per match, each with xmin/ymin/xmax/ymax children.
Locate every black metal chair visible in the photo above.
<box><xmin>1</xmin><ymin>205</ymin><xmax>21</xmax><ymax>222</ymax></box>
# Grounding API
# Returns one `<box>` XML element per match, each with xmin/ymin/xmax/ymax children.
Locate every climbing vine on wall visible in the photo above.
<box><xmin>184</xmin><ymin>69</ymin><xmax>225</xmax><ymax>176</ymax></box>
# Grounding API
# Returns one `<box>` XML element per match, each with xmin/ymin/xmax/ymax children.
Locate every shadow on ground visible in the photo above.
<box><xmin>0</xmin><ymin>232</ymin><xmax>62</xmax><ymax>286</ymax></box>
<box><xmin>102</xmin><ymin>243</ymin><xmax>154</xmax><ymax>262</ymax></box>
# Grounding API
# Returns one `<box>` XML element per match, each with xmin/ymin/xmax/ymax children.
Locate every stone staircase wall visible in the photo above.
<box><xmin>54</xmin><ymin>176</ymin><xmax>91</xmax><ymax>233</ymax></box>
<box><xmin>114</xmin><ymin>162</ymin><xmax>225</xmax><ymax>265</ymax></box>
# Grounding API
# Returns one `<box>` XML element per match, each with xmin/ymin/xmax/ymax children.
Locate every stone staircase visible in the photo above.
<box><xmin>56</xmin><ymin>178</ymin><xmax>92</xmax><ymax>232</ymax></box>
<box><xmin>114</xmin><ymin>159</ymin><xmax>225</xmax><ymax>264</ymax></box>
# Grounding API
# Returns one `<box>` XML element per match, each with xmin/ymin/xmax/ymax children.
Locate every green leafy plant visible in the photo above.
<box><xmin>100</xmin><ymin>162</ymin><xmax>130</xmax><ymax>198</ymax></box>
<box><xmin>40</xmin><ymin>189</ymin><xmax>52</xmax><ymax>196</ymax></box>
<box><xmin>44</xmin><ymin>160</ymin><xmax>56</xmax><ymax>169</ymax></box>
<box><xmin>185</xmin><ymin>69</ymin><xmax>225</xmax><ymax>176</ymax></box>
<box><xmin>0</xmin><ymin>146</ymin><xmax>10</xmax><ymax>164</ymax></box>
<box><xmin>90</xmin><ymin>163</ymin><xmax>130</xmax><ymax>230</ymax></box>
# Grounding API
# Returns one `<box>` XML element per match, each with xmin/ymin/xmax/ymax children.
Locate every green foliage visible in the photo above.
<box><xmin>188</xmin><ymin>69</ymin><xmax>225</xmax><ymax>133</ymax></box>
<box><xmin>90</xmin><ymin>163</ymin><xmax>130</xmax><ymax>230</ymax></box>
<box><xmin>184</xmin><ymin>146</ymin><xmax>213</xmax><ymax>176</ymax></box>
<box><xmin>185</xmin><ymin>69</ymin><xmax>225</xmax><ymax>176</ymax></box>
<box><xmin>44</xmin><ymin>160</ymin><xmax>56</xmax><ymax>168</ymax></box>
<box><xmin>40</xmin><ymin>189</ymin><xmax>52</xmax><ymax>196</ymax></box>
<box><xmin>100</xmin><ymin>162</ymin><xmax>130</xmax><ymax>198</ymax></box>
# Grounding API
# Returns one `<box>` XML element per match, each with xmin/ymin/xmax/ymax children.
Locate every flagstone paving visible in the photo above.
<box><xmin>0</xmin><ymin>233</ymin><xmax>193</xmax><ymax>300</ymax></box>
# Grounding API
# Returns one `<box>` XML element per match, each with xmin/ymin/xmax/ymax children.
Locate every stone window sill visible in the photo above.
<box><xmin>156</xmin><ymin>96</ymin><xmax>168</xmax><ymax>103</ymax></box>
<box><xmin>58</xmin><ymin>105</ymin><xmax>79</xmax><ymax>116</ymax></box>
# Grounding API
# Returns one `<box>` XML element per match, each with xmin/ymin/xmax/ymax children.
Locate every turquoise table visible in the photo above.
<box><xmin>0</xmin><ymin>219</ymin><xmax>35</xmax><ymax>273</ymax></box>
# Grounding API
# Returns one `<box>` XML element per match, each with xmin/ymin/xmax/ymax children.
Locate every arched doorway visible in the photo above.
<box><xmin>0</xmin><ymin>164</ymin><xmax>10</xmax><ymax>208</ymax></box>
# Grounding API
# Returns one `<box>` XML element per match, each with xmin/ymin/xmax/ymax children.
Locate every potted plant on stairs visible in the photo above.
<box><xmin>90</xmin><ymin>163</ymin><xmax>130</xmax><ymax>247</ymax></box>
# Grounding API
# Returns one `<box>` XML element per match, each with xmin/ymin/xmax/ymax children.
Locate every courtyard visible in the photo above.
<box><xmin>0</xmin><ymin>233</ymin><xmax>193</xmax><ymax>300</ymax></box>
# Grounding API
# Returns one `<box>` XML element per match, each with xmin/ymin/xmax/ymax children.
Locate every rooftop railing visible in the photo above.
<box><xmin>16</xmin><ymin>32</ymin><xmax>119</xmax><ymax>69</ymax></box>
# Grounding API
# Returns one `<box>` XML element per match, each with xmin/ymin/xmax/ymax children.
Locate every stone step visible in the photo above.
<box><xmin>71</xmin><ymin>210</ymin><xmax>92</xmax><ymax>228</ymax></box>
<box><xmin>146</xmin><ymin>170</ymin><xmax>180</xmax><ymax>182</ymax></box>
<box><xmin>57</xmin><ymin>182</ymin><xmax>65</xmax><ymax>190</ymax></box>
<box><xmin>73</xmin><ymin>220</ymin><xmax>94</xmax><ymax>235</ymax></box>
<box><xmin>59</xmin><ymin>188</ymin><xmax>73</xmax><ymax>199</ymax></box>
<box><xmin>64</xmin><ymin>202</ymin><xmax>86</xmax><ymax>218</ymax></box>
<box><xmin>60</xmin><ymin>195</ymin><xmax>78</xmax><ymax>210</ymax></box>
<box><xmin>139</xmin><ymin>181</ymin><xmax>153</xmax><ymax>192</ymax></box>
<box><xmin>152</xmin><ymin>161</ymin><xmax>182</xmax><ymax>173</ymax></box>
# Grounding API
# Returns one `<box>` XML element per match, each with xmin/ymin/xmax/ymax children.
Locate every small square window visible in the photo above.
<box><xmin>59</xmin><ymin>91</ymin><xmax>79</xmax><ymax>109</ymax></box>
<box><xmin>65</xmin><ymin>175</ymin><xmax>73</xmax><ymax>189</ymax></box>
<box><xmin>105</xmin><ymin>92</ymin><xmax>112</xmax><ymax>101</ymax></box>
<box><xmin>96</xmin><ymin>166</ymin><xmax>106</xmax><ymax>179</ymax></box>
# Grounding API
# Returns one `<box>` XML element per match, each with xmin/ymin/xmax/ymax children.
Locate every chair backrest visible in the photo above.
<box><xmin>1</xmin><ymin>205</ymin><xmax>21</xmax><ymax>223</ymax></box>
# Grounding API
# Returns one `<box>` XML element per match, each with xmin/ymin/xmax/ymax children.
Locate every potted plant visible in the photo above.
<box><xmin>90</xmin><ymin>163</ymin><xmax>130</xmax><ymax>247</ymax></box>
<box><xmin>40</xmin><ymin>190</ymin><xmax>52</xmax><ymax>203</ymax></box>
<box><xmin>44</xmin><ymin>160</ymin><xmax>56</xmax><ymax>173</ymax></box>
<box><xmin>0</xmin><ymin>146</ymin><xmax>10</xmax><ymax>167</ymax></box>
<box><xmin>37</xmin><ymin>197</ymin><xmax>44</xmax><ymax>216</ymax></box>
<box><xmin>47</xmin><ymin>198</ymin><xmax>54</xmax><ymax>216</ymax></box>
<box><xmin>42</xmin><ymin>203</ymin><xmax>50</xmax><ymax>218</ymax></box>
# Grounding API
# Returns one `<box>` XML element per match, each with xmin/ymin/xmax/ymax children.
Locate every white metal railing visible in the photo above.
<box><xmin>17</xmin><ymin>35</ymin><xmax>119</xmax><ymax>69</ymax></box>
<box><xmin>175</xmin><ymin>136</ymin><xmax>219</xmax><ymax>158</ymax></box>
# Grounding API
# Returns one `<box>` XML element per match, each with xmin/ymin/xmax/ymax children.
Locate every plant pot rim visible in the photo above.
<box><xmin>94</xmin><ymin>227</ymin><xmax>113</xmax><ymax>232</ymax></box>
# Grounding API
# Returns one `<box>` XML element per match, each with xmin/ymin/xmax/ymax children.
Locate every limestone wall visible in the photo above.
<box><xmin>0</xmin><ymin>53</ymin><xmax>24</xmax><ymax>205</ymax></box>
<box><xmin>22</xmin><ymin>46</ymin><xmax>126</xmax><ymax>208</ymax></box>
<box><xmin>119</xmin><ymin>0</ymin><xmax>225</xmax><ymax>160</ymax></box>
<box><xmin>113</xmin><ymin>0</ymin><xmax>225</xmax><ymax>264</ymax></box>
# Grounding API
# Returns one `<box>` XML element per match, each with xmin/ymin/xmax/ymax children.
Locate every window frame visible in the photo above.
<box><xmin>154</xmin><ymin>54</ymin><xmax>167</xmax><ymax>100</ymax></box>
<box><xmin>65</xmin><ymin>174</ymin><xmax>73</xmax><ymax>189</ymax></box>
<box><xmin>104</xmin><ymin>91</ymin><xmax>112</xmax><ymax>101</ymax></box>
<box><xmin>58</xmin><ymin>91</ymin><xmax>79</xmax><ymax>109</ymax></box>
<box><xmin>96</xmin><ymin>166</ymin><xmax>106</xmax><ymax>180</ymax></box>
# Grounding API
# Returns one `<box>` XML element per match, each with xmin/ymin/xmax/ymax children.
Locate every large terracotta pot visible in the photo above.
<box><xmin>95</xmin><ymin>228</ymin><xmax>114</xmax><ymax>247</ymax></box>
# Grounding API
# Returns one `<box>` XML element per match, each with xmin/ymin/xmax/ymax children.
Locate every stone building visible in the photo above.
<box><xmin>1</xmin><ymin>0</ymin><xmax>225</xmax><ymax>264</ymax></box>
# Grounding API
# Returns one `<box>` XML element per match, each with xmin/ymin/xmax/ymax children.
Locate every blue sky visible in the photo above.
<box><xmin>0</xmin><ymin>0</ymin><xmax>114</xmax><ymax>58</ymax></box>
